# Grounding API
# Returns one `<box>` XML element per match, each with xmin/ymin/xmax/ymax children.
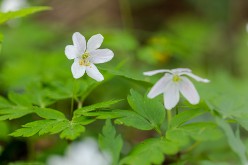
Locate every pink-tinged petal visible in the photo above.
<box><xmin>179</xmin><ymin>77</ymin><xmax>200</xmax><ymax>104</ymax></box>
<box><xmin>163</xmin><ymin>82</ymin><xmax>180</xmax><ymax>110</ymax></box>
<box><xmin>171</xmin><ymin>68</ymin><xmax>191</xmax><ymax>74</ymax></box>
<box><xmin>143</xmin><ymin>69</ymin><xmax>172</xmax><ymax>76</ymax></box>
<box><xmin>87</xmin><ymin>34</ymin><xmax>104</xmax><ymax>52</ymax></box>
<box><xmin>71</xmin><ymin>58</ymin><xmax>86</xmax><ymax>79</ymax></box>
<box><xmin>147</xmin><ymin>74</ymin><xmax>172</xmax><ymax>98</ymax></box>
<box><xmin>88</xmin><ymin>49</ymin><xmax>114</xmax><ymax>64</ymax></box>
<box><xmin>72</xmin><ymin>32</ymin><xmax>86</xmax><ymax>54</ymax></box>
<box><xmin>180</xmin><ymin>72</ymin><xmax>210</xmax><ymax>83</ymax></box>
<box><xmin>86</xmin><ymin>64</ymin><xmax>104</xmax><ymax>82</ymax></box>
<box><xmin>65</xmin><ymin>45</ymin><xmax>78</xmax><ymax>59</ymax></box>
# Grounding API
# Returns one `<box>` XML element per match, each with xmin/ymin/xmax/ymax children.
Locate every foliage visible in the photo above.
<box><xmin>99</xmin><ymin>120</ymin><xmax>123</xmax><ymax>165</ymax></box>
<box><xmin>0</xmin><ymin>1</ymin><xmax>248</xmax><ymax>164</ymax></box>
<box><xmin>0</xmin><ymin>6</ymin><xmax>51</xmax><ymax>25</ymax></box>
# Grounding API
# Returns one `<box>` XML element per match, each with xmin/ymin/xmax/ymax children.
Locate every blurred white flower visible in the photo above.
<box><xmin>65</xmin><ymin>32</ymin><xmax>114</xmax><ymax>81</ymax></box>
<box><xmin>1</xmin><ymin>0</ymin><xmax>28</xmax><ymax>12</ymax></box>
<box><xmin>47</xmin><ymin>138</ymin><xmax>111</xmax><ymax>165</ymax></box>
<box><xmin>144</xmin><ymin>68</ymin><xmax>209</xmax><ymax>110</ymax></box>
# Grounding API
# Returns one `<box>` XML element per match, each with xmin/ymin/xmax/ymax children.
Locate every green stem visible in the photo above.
<box><xmin>167</xmin><ymin>110</ymin><xmax>172</xmax><ymax>128</ymax></box>
<box><xmin>70</xmin><ymin>79</ymin><xmax>77</xmax><ymax>119</ymax></box>
<box><xmin>77</xmin><ymin>101</ymin><xmax>83</xmax><ymax>109</ymax></box>
<box><xmin>118</xmin><ymin>0</ymin><xmax>133</xmax><ymax>30</ymax></box>
<box><xmin>176</xmin><ymin>106</ymin><xmax>179</xmax><ymax>115</ymax></box>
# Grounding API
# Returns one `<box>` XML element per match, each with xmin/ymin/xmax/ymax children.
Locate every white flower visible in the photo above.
<box><xmin>1</xmin><ymin>0</ymin><xmax>28</xmax><ymax>12</ymax></box>
<box><xmin>47</xmin><ymin>138</ymin><xmax>111</xmax><ymax>165</ymax></box>
<box><xmin>65</xmin><ymin>32</ymin><xmax>114</xmax><ymax>81</ymax></box>
<box><xmin>144</xmin><ymin>68</ymin><xmax>210</xmax><ymax>110</ymax></box>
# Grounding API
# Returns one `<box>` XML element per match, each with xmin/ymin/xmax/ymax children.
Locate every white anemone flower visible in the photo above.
<box><xmin>65</xmin><ymin>32</ymin><xmax>114</xmax><ymax>81</ymax></box>
<box><xmin>144</xmin><ymin>68</ymin><xmax>210</xmax><ymax>110</ymax></box>
<box><xmin>1</xmin><ymin>0</ymin><xmax>28</xmax><ymax>12</ymax></box>
<box><xmin>47</xmin><ymin>138</ymin><xmax>111</xmax><ymax>165</ymax></box>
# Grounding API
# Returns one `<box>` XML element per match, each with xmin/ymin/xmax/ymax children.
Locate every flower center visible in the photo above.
<box><xmin>82</xmin><ymin>52</ymin><xmax>90</xmax><ymax>59</ymax></box>
<box><xmin>79</xmin><ymin>52</ymin><xmax>90</xmax><ymax>66</ymax></box>
<box><xmin>172</xmin><ymin>74</ymin><xmax>181</xmax><ymax>82</ymax></box>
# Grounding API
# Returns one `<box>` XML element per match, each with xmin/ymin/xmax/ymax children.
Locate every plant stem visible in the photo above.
<box><xmin>77</xmin><ymin>101</ymin><xmax>83</xmax><ymax>109</ymax></box>
<box><xmin>118</xmin><ymin>0</ymin><xmax>133</xmax><ymax>30</ymax></box>
<box><xmin>176</xmin><ymin>106</ymin><xmax>179</xmax><ymax>115</ymax></box>
<box><xmin>167</xmin><ymin>110</ymin><xmax>172</xmax><ymax>128</ymax></box>
<box><xmin>70</xmin><ymin>79</ymin><xmax>77</xmax><ymax>119</ymax></box>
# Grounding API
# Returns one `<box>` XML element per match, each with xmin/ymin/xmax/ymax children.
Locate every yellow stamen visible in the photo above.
<box><xmin>82</xmin><ymin>52</ymin><xmax>89</xmax><ymax>59</ymax></box>
<box><xmin>79</xmin><ymin>52</ymin><xmax>90</xmax><ymax>66</ymax></box>
<box><xmin>172</xmin><ymin>75</ymin><xmax>181</xmax><ymax>82</ymax></box>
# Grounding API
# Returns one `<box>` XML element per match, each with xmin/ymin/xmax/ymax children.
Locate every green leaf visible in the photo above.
<box><xmin>0</xmin><ymin>33</ymin><xmax>3</xmax><ymax>41</ymax></box>
<box><xmin>0</xmin><ymin>6</ymin><xmax>51</xmax><ymax>24</ymax></box>
<box><xmin>0</xmin><ymin>33</ymin><xmax>3</xmax><ymax>52</ymax></box>
<box><xmin>74</xmin><ymin>99</ymin><xmax>123</xmax><ymax>116</ymax></box>
<box><xmin>114</xmin><ymin>110</ymin><xmax>154</xmax><ymax>130</ymax></box>
<box><xmin>47</xmin><ymin>79</ymin><xmax>97</xmax><ymax>102</ymax></box>
<box><xmin>99</xmin><ymin>120</ymin><xmax>123</xmax><ymax>165</ymax></box>
<box><xmin>0</xmin><ymin>107</ymin><xmax>33</xmax><ymax>120</ymax></box>
<box><xmin>47</xmin><ymin>81</ymin><xmax>74</xmax><ymax>100</ymax></box>
<box><xmin>10</xmin><ymin>121</ymin><xmax>45</xmax><ymax>137</ymax></box>
<box><xmin>181</xmin><ymin>122</ymin><xmax>223</xmax><ymax>141</ymax></box>
<box><xmin>234</xmin><ymin>115</ymin><xmax>248</xmax><ymax>131</ymax></box>
<box><xmin>199</xmin><ymin>160</ymin><xmax>230</xmax><ymax>165</ymax></box>
<box><xmin>49</xmin><ymin>120</ymin><xmax>70</xmax><ymax>134</ymax></box>
<box><xmin>81</xmin><ymin>90</ymin><xmax>165</xmax><ymax>131</ymax></box>
<box><xmin>166</xmin><ymin>129</ymin><xmax>190</xmax><ymax>147</ymax></box>
<box><xmin>25</xmin><ymin>82</ymin><xmax>54</xmax><ymax>107</ymax></box>
<box><xmin>33</xmin><ymin>107</ymin><xmax>66</xmax><ymax>120</ymax></box>
<box><xmin>10</xmin><ymin>113</ymin><xmax>93</xmax><ymax>140</ymax></box>
<box><xmin>215</xmin><ymin>116</ymin><xmax>247</xmax><ymax>164</ymax></box>
<box><xmin>0</xmin><ymin>96</ymin><xmax>13</xmax><ymax>108</ymax></box>
<box><xmin>9</xmin><ymin>119</ymin><xmax>69</xmax><ymax>137</ymax></box>
<box><xmin>127</xmin><ymin>89</ymin><xmax>165</xmax><ymax>129</ymax></box>
<box><xmin>166</xmin><ymin>122</ymin><xmax>222</xmax><ymax>148</ymax></box>
<box><xmin>8</xmin><ymin>92</ymin><xmax>32</xmax><ymax>107</ymax></box>
<box><xmin>38</xmin><ymin>120</ymin><xmax>63</xmax><ymax>135</ymax></box>
<box><xmin>169</xmin><ymin>109</ymin><xmax>206</xmax><ymax>128</ymax></box>
<box><xmin>99</xmin><ymin>67</ymin><xmax>149</xmax><ymax>84</ymax></box>
<box><xmin>120</xmin><ymin>138</ymin><xmax>178</xmax><ymax>165</ymax></box>
<box><xmin>0</xmin><ymin>121</ymin><xmax>9</xmax><ymax>140</ymax></box>
<box><xmin>60</xmin><ymin>124</ymin><xmax>85</xmax><ymax>140</ymax></box>
<box><xmin>80</xmin><ymin>109</ymin><xmax>124</xmax><ymax>119</ymax></box>
<box><xmin>72</xmin><ymin>116</ymin><xmax>96</xmax><ymax>125</ymax></box>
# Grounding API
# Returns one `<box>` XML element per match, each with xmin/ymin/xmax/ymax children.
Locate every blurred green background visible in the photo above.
<box><xmin>1</xmin><ymin>0</ymin><xmax>248</xmax><ymax>164</ymax></box>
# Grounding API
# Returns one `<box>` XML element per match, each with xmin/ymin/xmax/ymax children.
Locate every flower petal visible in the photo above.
<box><xmin>87</xmin><ymin>34</ymin><xmax>104</xmax><ymax>52</ymax></box>
<box><xmin>180</xmin><ymin>72</ymin><xmax>210</xmax><ymax>83</ymax></box>
<box><xmin>86</xmin><ymin>64</ymin><xmax>104</xmax><ymax>82</ymax></box>
<box><xmin>65</xmin><ymin>45</ymin><xmax>78</xmax><ymax>59</ymax></box>
<box><xmin>71</xmin><ymin>58</ymin><xmax>86</xmax><ymax>79</ymax></box>
<box><xmin>72</xmin><ymin>32</ymin><xmax>86</xmax><ymax>54</ymax></box>
<box><xmin>179</xmin><ymin>77</ymin><xmax>200</xmax><ymax>104</ymax></box>
<box><xmin>88</xmin><ymin>49</ymin><xmax>114</xmax><ymax>64</ymax></box>
<box><xmin>143</xmin><ymin>69</ymin><xmax>172</xmax><ymax>76</ymax></box>
<box><xmin>47</xmin><ymin>156</ymin><xmax>68</xmax><ymax>165</ymax></box>
<box><xmin>147</xmin><ymin>74</ymin><xmax>172</xmax><ymax>98</ymax></box>
<box><xmin>164</xmin><ymin>82</ymin><xmax>180</xmax><ymax>110</ymax></box>
<box><xmin>171</xmin><ymin>68</ymin><xmax>191</xmax><ymax>74</ymax></box>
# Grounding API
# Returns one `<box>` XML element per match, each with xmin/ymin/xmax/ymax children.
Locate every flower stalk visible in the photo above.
<box><xmin>167</xmin><ymin>109</ymin><xmax>172</xmax><ymax>128</ymax></box>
